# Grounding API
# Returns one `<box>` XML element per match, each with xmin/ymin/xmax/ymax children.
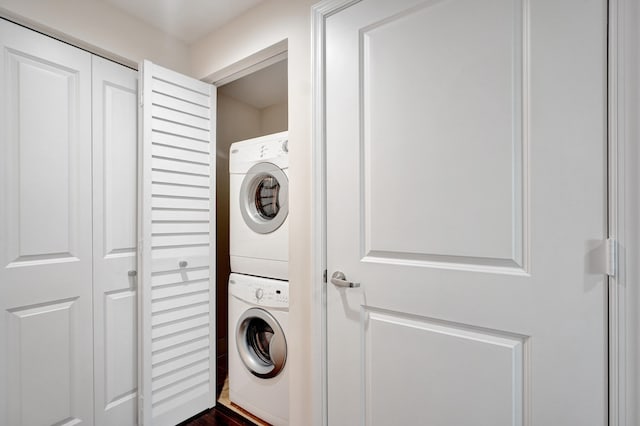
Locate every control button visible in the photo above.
<box><xmin>255</xmin><ymin>288</ymin><xmax>264</xmax><ymax>300</ymax></box>
<box><xmin>282</xmin><ymin>140</ymin><xmax>289</xmax><ymax>153</ymax></box>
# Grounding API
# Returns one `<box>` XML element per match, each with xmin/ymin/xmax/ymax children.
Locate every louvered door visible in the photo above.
<box><xmin>138</xmin><ymin>60</ymin><xmax>216</xmax><ymax>426</ymax></box>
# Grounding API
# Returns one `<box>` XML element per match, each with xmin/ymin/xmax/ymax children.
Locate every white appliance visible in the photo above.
<box><xmin>229</xmin><ymin>273</ymin><xmax>289</xmax><ymax>425</ymax></box>
<box><xmin>230</xmin><ymin>132</ymin><xmax>289</xmax><ymax>280</ymax></box>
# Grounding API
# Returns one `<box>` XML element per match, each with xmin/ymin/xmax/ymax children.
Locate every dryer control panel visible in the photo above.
<box><xmin>232</xmin><ymin>139</ymin><xmax>287</xmax><ymax>161</ymax></box>
<box><xmin>229</xmin><ymin>273</ymin><xmax>289</xmax><ymax>309</ymax></box>
<box><xmin>229</xmin><ymin>131</ymin><xmax>289</xmax><ymax>173</ymax></box>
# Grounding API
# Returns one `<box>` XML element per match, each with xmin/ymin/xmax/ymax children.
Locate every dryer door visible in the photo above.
<box><xmin>236</xmin><ymin>307</ymin><xmax>287</xmax><ymax>378</ymax></box>
<box><xmin>239</xmin><ymin>162</ymin><xmax>288</xmax><ymax>234</ymax></box>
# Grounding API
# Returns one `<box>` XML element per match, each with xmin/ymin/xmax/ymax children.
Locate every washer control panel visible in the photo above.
<box><xmin>229</xmin><ymin>273</ymin><xmax>289</xmax><ymax>308</ymax></box>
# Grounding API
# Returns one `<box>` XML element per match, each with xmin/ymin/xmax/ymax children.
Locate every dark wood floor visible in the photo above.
<box><xmin>178</xmin><ymin>405</ymin><xmax>258</xmax><ymax>426</ymax></box>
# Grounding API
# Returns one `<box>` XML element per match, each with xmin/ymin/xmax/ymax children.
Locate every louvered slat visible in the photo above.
<box><xmin>151</xmin><ymin>196</ymin><xmax>209</xmax><ymax>210</ymax></box>
<box><xmin>151</xmin><ymin>349</ymin><xmax>209</xmax><ymax>378</ymax></box>
<box><xmin>149</xmin><ymin>245</ymin><xmax>210</xmax><ymax>260</ymax></box>
<box><xmin>152</xmin><ymin>79</ymin><xmax>210</xmax><ymax>106</ymax></box>
<box><xmin>152</xmin><ymin>118</ymin><xmax>209</xmax><ymax>142</ymax></box>
<box><xmin>152</xmin><ymin>92</ymin><xmax>210</xmax><ymax>118</ymax></box>
<box><xmin>152</xmin><ymin>337</ymin><xmax>211</xmax><ymax>366</ymax></box>
<box><xmin>152</xmin><ymin>209</ymin><xmax>210</xmax><ymax>222</ymax></box>
<box><xmin>152</xmin><ymin>325</ymin><xmax>210</xmax><ymax>352</ymax></box>
<box><xmin>152</xmin><ymin>104</ymin><xmax>210</xmax><ymax>130</ymax></box>
<box><xmin>151</xmin><ymin>268</ymin><xmax>210</xmax><ymax>287</ymax></box>
<box><xmin>152</xmin><ymin>183</ymin><xmax>210</xmax><ymax>199</ymax></box>
<box><xmin>152</xmin><ymin>131</ymin><xmax>210</xmax><ymax>153</ymax></box>
<box><xmin>152</xmin><ymin>362</ymin><xmax>210</xmax><ymax>393</ymax></box>
<box><xmin>152</xmin><ymin>310</ymin><xmax>210</xmax><ymax>332</ymax></box>
<box><xmin>152</xmin><ymin>144</ymin><xmax>209</xmax><ymax>164</ymax></box>
<box><xmin>152</xmin><ymin>170</ymin><xmax>210</xmax><ymax>187</ymax></box>
<box><xmin>152</xmin><ymin>222</ymin><xmax>210</xmax><ymax>234</ymax></box>
<box><xmin>152</xmin><ymin>157</ymin><xmax>210</xmax><ymax>176</ymax></box>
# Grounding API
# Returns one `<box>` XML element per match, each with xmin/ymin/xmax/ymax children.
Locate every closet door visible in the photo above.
<box><xmin>0</xmin><ymin>19</ymin><xmax>93</xmax><ymax>426</ymax></box>
<box><xmin>138</xmin><ymin>60</ymin><xmax>217</xmax><ymax>426</ymax></box>
<box><xmin>92</xmin><ymin>56</ymin><xmax>139</xmax><ymax>426</ymax></box>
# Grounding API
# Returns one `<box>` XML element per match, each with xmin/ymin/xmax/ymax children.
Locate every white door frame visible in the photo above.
<box><xmin>310</xmin><ymin>0</ymin><xmax>639</xmax><ymax>425</ymax></box>
<box><xmin>607</xmin><ymin>0</ymin><xmax>639</xmax><ymax>424</ymax></box>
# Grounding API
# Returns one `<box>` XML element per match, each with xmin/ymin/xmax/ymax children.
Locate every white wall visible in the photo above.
<box><xmin>0</xmin><ymin>0</ymin><xmax>191</xmax><ymax>73</ymax></box>
<box><xmin>260</xmin><ymin>102</ymin><xmax>288</xmax><ymax>135</ymax></box>
<box><xmin>189</xmin><ymin>1</ymin><xmax>319</xmax><ymax>423</ymax></box>
<box><xmin>217</xmin><ymin>92</ymin><xmax>263</xmax><ymax>148</ymax></box>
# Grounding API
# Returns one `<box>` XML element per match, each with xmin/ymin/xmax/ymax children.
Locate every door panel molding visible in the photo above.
<box><xmin>4</xmin><ymin>49</ymin><xmax>83</xmax><ymax>266</ymax></box>
<box><xmin>357</xmin><ymin>0</ymin><xmax>529</xmax><ymax>274</ymax></box>
<box><xmin>362</xmin><ymin>307</ymin><xmax>528</xmax><ymax>425</ymax></box>
<box><xmin>7</xmin><ymin>298</ymin><xmax>80</xmax><ymax>426</ymax></box>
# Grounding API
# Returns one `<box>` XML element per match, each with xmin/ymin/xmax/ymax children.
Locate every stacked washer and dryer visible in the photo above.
<box><xmin>228</xmin><ymin>131</ymin><xmax>290</xmax><ymax>425</ymax></box>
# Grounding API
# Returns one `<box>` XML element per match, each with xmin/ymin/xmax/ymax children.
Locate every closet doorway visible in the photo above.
<box><xmin>213</xmin><ymin>54</ymin><xmax>288</xmax><ymax>422</ymax></box>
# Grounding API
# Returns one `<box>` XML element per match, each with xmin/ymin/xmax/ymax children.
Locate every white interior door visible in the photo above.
<box><xmin>325</xmin><ymin>0</ymin><xmax>608</xmax><ymax>425</ymax></box>
<box><xmin>92</xmin><ymin>55</ymin><xmax>139</xmax><ymax>426</ymax></box>
<box><xmin>0</xmin><ymin>18</ymin><xmax>94</xmax><ymax>426</ymax></box>
<box><xmin>138</xmin><ymin>60</ymin><xmax>217</xmax><ymax>426</ymax></box>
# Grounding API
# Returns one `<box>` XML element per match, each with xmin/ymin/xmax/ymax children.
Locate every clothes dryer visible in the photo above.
<box><xmin>229</xmin><ymin>132</ymin><xmax>288</xmax><ymax>280</ymax></box>
<box><xmin>228</xmin><ymin>273</ymin><xmax>289</xmax><ymax>425</ymax></box>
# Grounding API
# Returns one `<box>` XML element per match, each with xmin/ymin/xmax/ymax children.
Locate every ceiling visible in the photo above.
<box><xmin>98</xmin><ymin>0</ymin><xmax>286</xmax><ymax>108</ymax></box>
<box><xmin>219</xmin><ymin>59</ymin><xmax>288</xmax><ymax>109</ymax></box>
<box><xmin>101</xmin><ymin>0</ymin><xmax>265</xmax><ymax>44</ymax></box>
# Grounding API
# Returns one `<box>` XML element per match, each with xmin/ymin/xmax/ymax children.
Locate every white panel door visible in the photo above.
<box><xmin>325</xmin><ymin>0</ymin><xmax>607</xmax><ymax>425</ymax></box>
<box><xmin>92</xmin><ymin>55</ymin><xmax>139</xmax><ymax>426</ymax></box>
<box><xmin>139</xmin><ymin>60</ymin><xmax>217</xmax><ymax>426</ymax></box>
<box><xmin>0</xmin><ymin>19</ymin><xmax>93</xmax><ymax>426</ymax></box>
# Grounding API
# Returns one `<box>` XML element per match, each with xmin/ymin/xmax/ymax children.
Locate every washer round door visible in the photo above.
<box><xmin>236</xmin><ymin>307</ymin><xmax>287</xmax><ymax>379</ymax></box>
<box><xmin>239</xmin><ymin>162</ymin><xmax>288</xmax><ymax>234</ymax></box>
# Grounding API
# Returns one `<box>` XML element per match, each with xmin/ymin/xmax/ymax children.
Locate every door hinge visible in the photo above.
<box><xmin>323</xmin><ymin>269</ymin><xmax>327</xmax><ymax>283</ymax></box>
<box><xmin>139</xmin><ymin>75</ymin><xmax>144</xmax><ymax>107</ymax></box>
<box><xmin>606</xmin><ymin>238</ymin><xmax>617</xmax><ymax>277</ymax></box>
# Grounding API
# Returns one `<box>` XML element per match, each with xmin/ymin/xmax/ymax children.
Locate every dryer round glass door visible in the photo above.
<box><xmin>236</xmin><ymin>307</ymin><xmax>287</xmax><ymax>379</ymax></box>
<box><xmin>239</xmin><ymin>162</ymin><xmax>288</xmax><ymax>234</ymax></box>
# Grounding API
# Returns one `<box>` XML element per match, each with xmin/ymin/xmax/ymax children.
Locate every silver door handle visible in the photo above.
<box><xmin>128</xmin><ymin>270</ymin><xmax>137</xmax><ymax>277</ymax></box>
<box><xmin>331</xmin><ymin>271</ymin><xmax>360</xmax><ymax>288</ymax></box>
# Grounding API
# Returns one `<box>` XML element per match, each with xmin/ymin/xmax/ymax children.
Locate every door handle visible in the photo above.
<box><xmin>330</xmin><ymin>271</ymin><xmax>360</xmax><ymax>288</ymax></box>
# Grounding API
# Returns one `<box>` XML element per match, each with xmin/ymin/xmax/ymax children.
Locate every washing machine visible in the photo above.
<box><xmin>229</xmin><ymin>273</ymin><xmax>289</xmax><ymax>425</ymax></box>
<box><xmin>230</xmin><ymin>132</ymin><xmax>289</xmax><ymax>280</ymax></box>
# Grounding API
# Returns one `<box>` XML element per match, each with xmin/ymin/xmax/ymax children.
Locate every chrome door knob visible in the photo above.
<box><xmin>331</xmin><ymin>271</ymin><xmax>360</xmax><ymax>288</ymax></box>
